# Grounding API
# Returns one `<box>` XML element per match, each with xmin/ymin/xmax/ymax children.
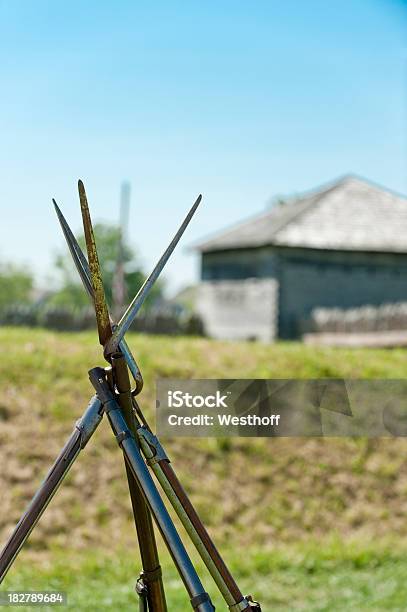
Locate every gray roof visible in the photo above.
<box><xmin>196</xmin><ymin>175</ymin><xmax>407</xmax><ymax>254</ymax></box>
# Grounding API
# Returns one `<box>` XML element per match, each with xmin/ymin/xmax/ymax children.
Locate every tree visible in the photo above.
<box><xmin>0</xmin><ymin>263</ymin><xmax>33</xmax><ymax>310</ymax></box>
<box><xmin>50</xmin><ymin>223</ymin><xmax>163</xmax><ymax>311</ymax></box>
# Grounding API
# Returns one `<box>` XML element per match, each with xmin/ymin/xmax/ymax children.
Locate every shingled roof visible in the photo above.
<box><xmin>196</xmin><ymin>175</ymin><xmax>407</xmax><ymax>254</ymax></box>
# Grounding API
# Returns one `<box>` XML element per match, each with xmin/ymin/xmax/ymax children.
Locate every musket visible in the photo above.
<box><xmin>77</xmin><ymin>180</ymin><xmax>167</xmax><ymax>612</ymax></box>
<box><xmin>0</xmin><ymin>181</ymin><xmax>261</xmax><ymax>611</ymax></box>
<box><xmin>55</xmin><ymin>184</ymin><xmax>259</xmax><ymax>611</ymax></box>
<box><xmin>0</xmin><ymin>396</ymin><xmax>103</xmax><ymax>582</ymax></box>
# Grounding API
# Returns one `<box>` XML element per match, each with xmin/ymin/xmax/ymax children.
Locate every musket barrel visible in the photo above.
<box><xmin>89</xmin><ymin>368</ymin><xmax>215</xmax><ymax>612</ymax></box>
<box><xmin>111</xmin><ymin>355</ymin><xmax>167</xmax><ymax>611</ymax></box>
<box><xmin>0</xmin><ymin>396</ymin><xmax>103</xmax><ymax>583</ymax></box>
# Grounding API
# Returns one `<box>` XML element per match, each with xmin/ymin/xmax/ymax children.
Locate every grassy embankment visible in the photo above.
<box><xmin>0</xmin><ymin>327</ymin><xmax>406</xmax><ymax>610</ymax></box>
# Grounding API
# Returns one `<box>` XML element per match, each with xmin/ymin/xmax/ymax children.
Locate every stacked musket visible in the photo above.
<box><xmin>0</xmin><ymin>181</ymin><xmax>261</xmax><ymax>612</ymax></box>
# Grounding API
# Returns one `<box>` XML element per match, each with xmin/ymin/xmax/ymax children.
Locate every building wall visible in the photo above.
<box><xmin>197</xmin><ymin>278</ymin><xmax>278</xmax><ymax>342</ymax></box>
<box><xmin>276</xmin><ymin>247</ymin><xmax>407</xmax><ymax>338</ymax></box>
<box><xmin>202</xmin><ymin>247</ymin><xmax>276</xmax><ymax>280</ymax></box>
<box><xmin>200</xmin><ymin>247</ymin><xmax>407</xmax><ymax>340</ymax></box>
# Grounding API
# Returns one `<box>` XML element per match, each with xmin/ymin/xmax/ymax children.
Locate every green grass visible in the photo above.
<box><xmin>3</xmin><ymin>541</ymin><xmax>407</xmax><ymax>611</ymax></box>
<box><xmin>1</xmin><ymin>327</ymin><xmax>407</xmax><ymax>610</ymax></box>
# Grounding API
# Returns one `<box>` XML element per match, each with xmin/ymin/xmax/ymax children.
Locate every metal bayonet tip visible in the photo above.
<box><xmin>52</xmin><ymin>198</ymin><xmax>62</xmax><ymax>216</ymax></box>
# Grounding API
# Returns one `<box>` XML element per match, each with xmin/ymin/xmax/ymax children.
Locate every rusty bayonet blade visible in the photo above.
<box><xmin>52</xmin><ymin>198</ymin><xmax>143</xmax><ymax>391</ymax></box>
<box><xmin>104</xmin><ymin>194</ymin><xmax>202</xmax><ymax>356</ymax></box>
<box><xmin>78</xmin><ymin>180</ymin><xmax>112</xmax><ymax>346</ymax></box>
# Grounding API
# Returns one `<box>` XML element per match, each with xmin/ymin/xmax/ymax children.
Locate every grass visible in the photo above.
<box><xmin>0</xmin><ymin>327</ymin><xmax>407</xmax><ymax>610</ymax></box>
<box><xmin>4</xmin><ymin>541</ymin><xmax>407</xmax><ymax>611</ymax></box>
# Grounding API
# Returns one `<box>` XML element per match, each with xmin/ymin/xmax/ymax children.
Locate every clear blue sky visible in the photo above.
<box><xmin>0</xmin><ymin>0</ymin><xmax>406</xmax><ymax>294</ymax></box>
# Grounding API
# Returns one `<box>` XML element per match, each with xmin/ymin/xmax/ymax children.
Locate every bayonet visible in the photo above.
<box><xmin>54</xmin><ymin>191</ymin><xmax>201</xmax><ymax>357</ymax></box>
<box><xmin>78</xmin><ymin>179</ymin><xmax>112</xmax><ymax>347</ymax></box>
<box><xmin>53</xmin><ymin>199</ymin><xmax>93</xmax><ymax>299</ymax></box>
<box><xmin>53</xmin><ymin>198</ymin><xmax>143</xmax><ymax>392</ymax></box>
<box><xmin>104</xmin><ymin>194</ymin><xmax>202</xmax><ymax>356</ymax></box>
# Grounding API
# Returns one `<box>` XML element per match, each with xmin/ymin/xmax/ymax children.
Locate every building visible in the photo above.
<box><xmin>194</xmin><ymin>175</ymin><xmax>407</xmax><ymax>340</ymax></box>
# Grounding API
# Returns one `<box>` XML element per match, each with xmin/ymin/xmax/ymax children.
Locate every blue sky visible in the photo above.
<box><xmin>0</xmin><ymin>0</ymin><xmax>406</xmax><ymax>294</ymax></box>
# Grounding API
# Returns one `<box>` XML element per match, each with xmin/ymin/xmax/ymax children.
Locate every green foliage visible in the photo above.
<box><xmin>51</xmin><ymin>223</ymin><xmax>162</xmax><ymax>308</ymax></box>
<box><xmin>0</xmin><ymin>263</ymin><xmax>33</xmax><ymax>310</ymax></box>
<box><xmin>48</xmin><ymin>283</ymin><xmax>89</xmax><ymax>308</ymax></box>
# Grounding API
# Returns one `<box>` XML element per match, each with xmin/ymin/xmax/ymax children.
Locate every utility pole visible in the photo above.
<box><xmin>113</xmin><ymin>181</ymin><xmax>131</xmax><ymax>319</ymax></box>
